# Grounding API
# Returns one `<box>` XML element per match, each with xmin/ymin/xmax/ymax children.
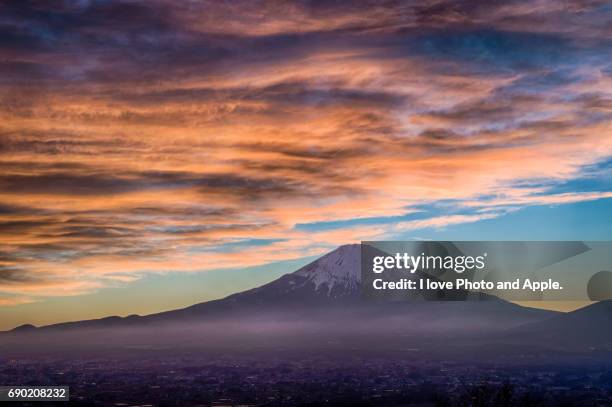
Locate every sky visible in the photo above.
<box><xmin>0</xmin><ymin>0</ymin><xmax>611</xmax><ymax>329</ymax></box>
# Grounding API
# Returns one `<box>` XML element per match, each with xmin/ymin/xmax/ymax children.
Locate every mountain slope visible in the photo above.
<box><xmin>512</xmin><ymin>300</ymin><xmax>612</xmax><ymax>348</ymax></box>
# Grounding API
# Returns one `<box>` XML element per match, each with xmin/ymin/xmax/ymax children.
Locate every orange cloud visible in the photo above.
<box><xmin>0</xmin><ymin>0</ymin><xmax>611</xmax><ymax>304</ymax></box>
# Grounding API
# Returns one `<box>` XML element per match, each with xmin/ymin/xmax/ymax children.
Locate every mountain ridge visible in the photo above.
<box><xmin>510</xmin><ymin>299</ymin><xmax>612</xmax><ymax>347</ymax></box>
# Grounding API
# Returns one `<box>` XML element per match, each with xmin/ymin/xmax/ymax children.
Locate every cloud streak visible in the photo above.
<box><xmin>0</xmin><ymin>0</ymin><xmax>611</xmax><ymax>304</ymax></box>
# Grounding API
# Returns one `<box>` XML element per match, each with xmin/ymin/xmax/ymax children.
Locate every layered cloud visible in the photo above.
<box><xmin>1</xmin><ymin>0</ymin><xmax>611</xmax><ymax>304</ymax></box>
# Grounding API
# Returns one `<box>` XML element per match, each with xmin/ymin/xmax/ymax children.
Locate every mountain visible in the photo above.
<box><xmin>511</xmin><ymin>300</ymin><xmax>612</xmax><ymax>348</ymax></box>
<box><xmin>5</xmin><ymin>244</ymin><xmax>556</xmax><ymax>334</ymax></box>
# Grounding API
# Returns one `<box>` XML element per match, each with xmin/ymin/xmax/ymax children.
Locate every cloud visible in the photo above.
<box><xmin>0</xmin><ymin>267</ymin><xmax>37</xmax><ymax>284</ymax></box>
<box><xmin>0</xmin><ymin>0</ymin><xmax>611</xmax><ymax>302</ymax></box>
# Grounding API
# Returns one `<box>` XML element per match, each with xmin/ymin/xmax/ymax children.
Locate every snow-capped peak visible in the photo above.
<box><xmin>292</xmin><ymin>244</ymin><xmax>361</xmax><ymax>296</ymax></box>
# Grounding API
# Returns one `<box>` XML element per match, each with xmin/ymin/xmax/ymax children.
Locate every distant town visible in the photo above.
<box><xmin>2</xmin><ymin>353</ymin><xmax>611</xmax><ymax>406</ymax></box>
